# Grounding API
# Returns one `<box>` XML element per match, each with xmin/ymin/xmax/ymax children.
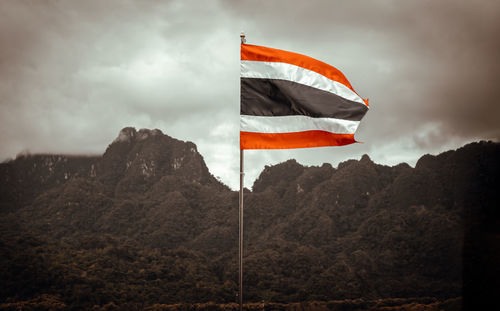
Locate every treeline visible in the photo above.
<box><xmin>1</xmin><ymin>129</ymin><xmax>498</xmax><ymax>309</ymax></box>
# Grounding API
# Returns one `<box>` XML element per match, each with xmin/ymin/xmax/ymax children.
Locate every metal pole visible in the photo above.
<box><xmin>239</xmin><ymin>149</ymin><xmax>244</xmax><ymax>311</ymax></box>
<box><xmin>239</xmin><ymin>31</ymin><xmax>246</xmax><ymax>311</ymax></box>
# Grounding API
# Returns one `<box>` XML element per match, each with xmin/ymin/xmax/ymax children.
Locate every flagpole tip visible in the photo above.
<box><xmin>240</xmin><ymin>32</ymin><xmax>246</xmax><ymax>44</ymax></box>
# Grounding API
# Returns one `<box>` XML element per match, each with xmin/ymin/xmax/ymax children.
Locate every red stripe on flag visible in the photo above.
<box><xmin>240</xmin><ymin>131</ymin><xmax>357</xmax><ymax>150</ymax></box>
<box><xmin>241</xmin><ymin>44</ymin><xmax>368</xmax><ymax>107</ymax></box>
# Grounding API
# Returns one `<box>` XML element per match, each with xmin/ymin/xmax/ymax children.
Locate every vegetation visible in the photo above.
<box><xmin>1</xmin><ymin>128</ymin><xmax>498</xmax><ymax>310</ymax></box>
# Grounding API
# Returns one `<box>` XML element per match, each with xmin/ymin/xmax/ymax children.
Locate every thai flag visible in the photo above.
<box><xmin>240</xmin><ymin>43</ymin><xmax>369</xmax><ymax>149</ymax></box>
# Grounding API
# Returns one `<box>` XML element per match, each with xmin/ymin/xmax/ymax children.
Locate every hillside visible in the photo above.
<box><xmin>1</xmin><ymin>128</ymin><xmax>499</xmax><ymax>310</ymax></box>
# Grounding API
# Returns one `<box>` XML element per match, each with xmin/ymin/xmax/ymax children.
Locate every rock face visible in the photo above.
<box><xmin>97</xmin><ymin>127</ymin><xmax>222</xmax><ymax>196</ymax></box>
<box><xmin>0</xmin><ymin>131</ymin><xmax>498</xmax><ymax>309</ymax></box>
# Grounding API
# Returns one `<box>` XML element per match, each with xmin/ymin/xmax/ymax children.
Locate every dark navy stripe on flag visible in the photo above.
<box><xmin>241</xmin><ymin>78</ymin><xmax>368</xmax><ymax>122</ymax></box>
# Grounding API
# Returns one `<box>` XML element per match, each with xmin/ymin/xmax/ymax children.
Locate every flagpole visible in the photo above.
<box><xmin>238</xmin><ymin>31</ymin><xmax>246</xmax><ymax>311</ymax></box>
<box><xmin>239</xmin><ymin>148</ymin><xmax>244</xmax><ymax>311</ymax></box>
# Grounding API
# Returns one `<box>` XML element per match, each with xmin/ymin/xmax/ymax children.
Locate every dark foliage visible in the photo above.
<box><xmin>1</xmin><ymin>127</ymin><xmax>498</xmax><ymax>310</ymax></box>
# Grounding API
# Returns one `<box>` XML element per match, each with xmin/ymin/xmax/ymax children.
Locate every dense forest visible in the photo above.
<box><xmin>0</xmin><ymin>127</ymin><xmax>498</xmax><ymax>310</ymax></box>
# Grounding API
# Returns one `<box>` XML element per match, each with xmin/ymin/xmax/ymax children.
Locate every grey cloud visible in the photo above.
<box><xmin>1</xmin><ymin>0</ymin><xmax>499</xmax><ymax>189</ymax></box>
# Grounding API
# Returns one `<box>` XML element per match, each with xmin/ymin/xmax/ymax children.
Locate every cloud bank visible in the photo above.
<box><xmin>1</xmin><ymin>0</ymin><xmax>499</xmax><ymax>189</ymax></box>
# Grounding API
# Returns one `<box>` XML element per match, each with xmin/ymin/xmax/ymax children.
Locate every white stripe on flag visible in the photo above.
<box><xmin>240</xmin><ymin>115</ymin><xmax>360</xmax><ymax>134</ymax></box>
<box><xmin>241</xmin><ymin>60</ymin><xmax>365</xmax><ymax>105</ymax></box>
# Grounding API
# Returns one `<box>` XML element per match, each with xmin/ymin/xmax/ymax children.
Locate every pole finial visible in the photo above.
<box><xmin>240</xmin><ymin>32</ymin><xmax>246</xmax><ymax>44</ymax></box>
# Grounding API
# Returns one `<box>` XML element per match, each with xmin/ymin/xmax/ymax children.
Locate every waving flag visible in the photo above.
<box><xmin>240</xmin><ymin>43</ymin><xmax>369</xmax><ymax>149</ymax></box>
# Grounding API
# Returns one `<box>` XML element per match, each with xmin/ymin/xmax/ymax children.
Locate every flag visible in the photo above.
<box><xmin>240</xmin><ymin>43</ymin><xmax>369</xmax><ymax>149</ymax></box>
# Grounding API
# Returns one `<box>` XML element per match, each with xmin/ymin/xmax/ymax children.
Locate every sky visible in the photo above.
<box><xmin>1</xmin><ymin>0</ymin><xmax>499</xmax><ymax>190</ymax></box>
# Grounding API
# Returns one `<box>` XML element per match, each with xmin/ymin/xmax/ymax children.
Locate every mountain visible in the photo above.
<box><xmin>0</xmin><ymin>128</ymin><xmax>498</xmax><ymax>310</ymax></box>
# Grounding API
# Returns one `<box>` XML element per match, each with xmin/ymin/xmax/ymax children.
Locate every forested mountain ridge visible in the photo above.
<box><xmin>0</xmin><ymin>128</ymin><xmax>498</xmax><ymax>310</ymax></box>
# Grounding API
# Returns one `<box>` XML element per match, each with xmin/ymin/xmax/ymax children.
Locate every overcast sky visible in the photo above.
<box><xmin>1</xmin><ymin>0</ymin><xmax>499</xmax><ymax>190</ymax></box>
